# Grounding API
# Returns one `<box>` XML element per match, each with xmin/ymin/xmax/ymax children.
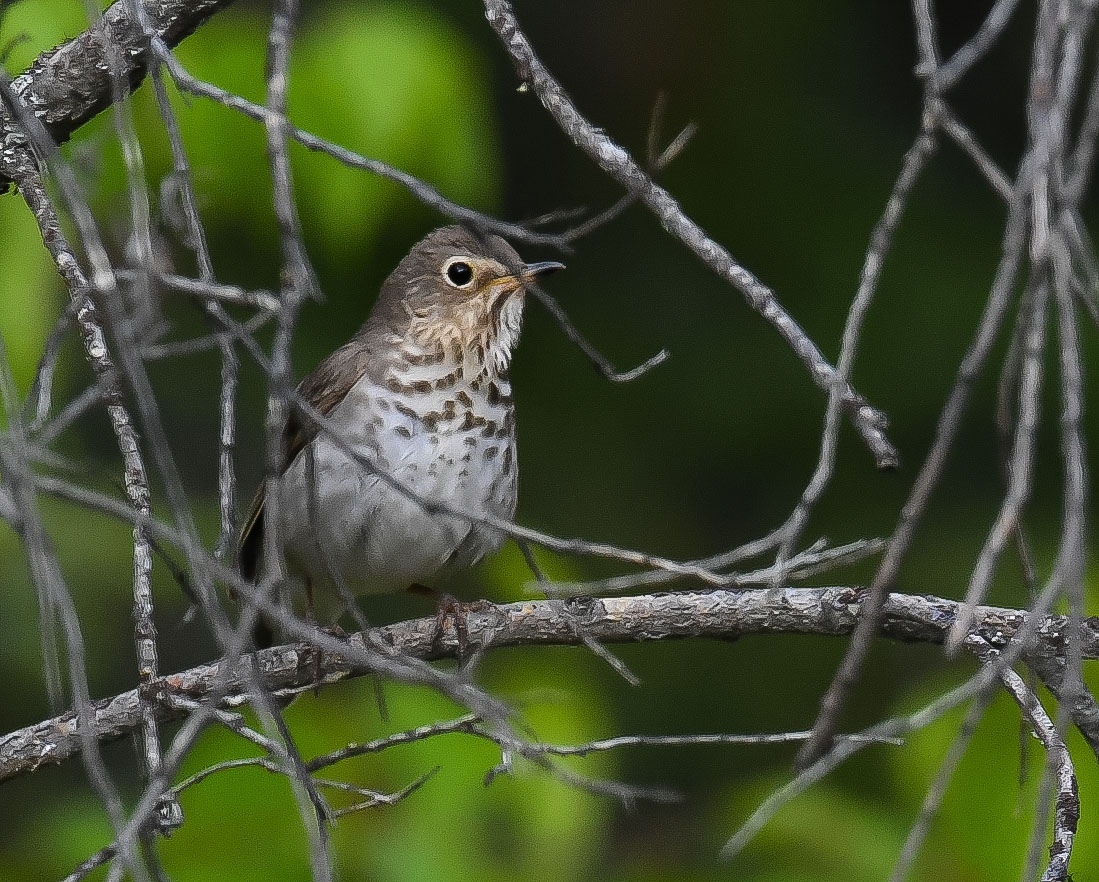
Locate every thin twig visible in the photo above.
<box><xmin>798</xmin><ymin>165</ymin><xmax>1031</xmax><ymax>767</ymax></box>
<box><xmin>947</xmin><ymin>280</ymin><xmax>1048</xmax><ymax>651</ymax></box>
<box><xmin>539</xmin><ymin>537</ymin><xmax>882</xmax><ymax>597</ymax></box>
<box><xmin>511</xmin><ymin>729</ymin><xmax>903</xmax><ymax>756</ymax></box>
<box><xmin>114</xmin><ymin>270</ymin><xmax>280</xmax><ymax>311</ymax></box>
<box><xmin>100</xmin><ymin>0</ymin><xmax>179</xmax><ymax>833</ymax></box>
<box><xmin>144</xmin><ymin>36</ymin><xmax>564</xmax><ymax>247</ymax></box>
<box><xmin>528</xmin><ymin>283</ymin><xmax>669</xmax><ymax>382</ymax></box>
<box><xmin>933</xmin><ymin>0</ymin><xmax>1022</xmax><ymax>90</ymax></box>
<box><xmin>0</xmin><ymin>342</ymin><xmax>146</xmax><ymax>879</ymax></box>
<box><xmin>482</xmin><ymin>0</ymin><xmax>898</xmax><ymax>468</ymax></box>
<box><xmin>970</xmin><ymin>638</ymin><xmax>1078</xmax><ymax>882</ymax></box>
<box><xmin>257</xmin><ymin>2</ymin><xmax>336</xmax><ymax>873</ymax></box>
<box><xmin>771</xmin><ymin>97</ymin><xmax>940</xmax><ymax>587</ymax></box>
<box><xmin>722</xmin><ymin>667</ymin><xmax>999</xmax><ymax>861</ymax></box>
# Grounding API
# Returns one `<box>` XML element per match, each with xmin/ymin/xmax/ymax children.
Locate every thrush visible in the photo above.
<box><xmin>237</xmin><ymin>225</ymin><xmax>563</xmax><ymax>636</ymax></box>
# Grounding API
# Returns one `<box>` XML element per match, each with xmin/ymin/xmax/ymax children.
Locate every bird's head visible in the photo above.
<box><xmin>372</xmin><ymin>225</ymin><xmax>563</xmax><ymax>373</ymax></box>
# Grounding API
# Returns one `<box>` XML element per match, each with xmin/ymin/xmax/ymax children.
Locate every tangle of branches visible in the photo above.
<box><xmin>0</xmin><ymin>0</ymin><xmax>1095</xmax><ymax>880</ymax></box>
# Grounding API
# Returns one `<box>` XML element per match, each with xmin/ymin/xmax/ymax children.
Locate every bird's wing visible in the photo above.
<box><xmin>236</xmin><ymin>341</ymin><xmax>375</xmax><ymax>581</ymax></box>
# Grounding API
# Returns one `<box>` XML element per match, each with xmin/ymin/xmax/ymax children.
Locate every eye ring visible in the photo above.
<box><xmin>444</xmin><ymin>258</ymin><xmax>474</xmax><ymax>288</ymax></box>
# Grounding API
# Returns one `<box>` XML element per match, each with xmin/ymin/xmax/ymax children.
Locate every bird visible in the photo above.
<box><xmin>236</xmin><ymin>225</ymin><xmax>563</xmax><ymax>641</ymax></box>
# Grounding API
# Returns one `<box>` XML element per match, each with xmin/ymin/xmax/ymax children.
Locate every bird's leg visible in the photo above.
<box><xmin>409</xmin><ymin>585</ymin><xmax>487</xmax><ymax>658</ymax></box>
<box><xmin>302</xmin><ymin>579</ymin><xmax>352</xmax><ymax>695</ymax></box>
<box><xmin>409</xmin><ymin>584</ymin><xmax>471</xmax><ymax>655</ymax></box>
<box><xmin>305</xmin><ymin>577</ymin><xmax>326</xmax><ymax>695</ymax></box>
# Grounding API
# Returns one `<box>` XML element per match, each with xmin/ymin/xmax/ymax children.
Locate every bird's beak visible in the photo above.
<box><xmin>492</xmin><ymin>261</ymin><xmax>565</xmax><ymax>293</ymax></box>
<box><xmin>519</xmin><ymin>260</ymin><xmax>565</xmax><ymax>281</ymax></box>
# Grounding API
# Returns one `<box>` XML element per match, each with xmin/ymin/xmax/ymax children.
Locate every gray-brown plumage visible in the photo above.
<box><xmin>238</xmin><ymin>225</ymin><xmax>562</xmax><ymax>626</ymax></box>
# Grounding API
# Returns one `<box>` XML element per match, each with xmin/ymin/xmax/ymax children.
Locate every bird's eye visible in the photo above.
<box><xmin>444</xmin><ymin>260</ymin><xmax>474</xmax><ymax>288</ymax></box>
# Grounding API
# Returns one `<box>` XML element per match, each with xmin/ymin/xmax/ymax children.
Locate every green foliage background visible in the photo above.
<box><xmin>0</xmin><ymin>0</ymin><xmax>1097</xmax><ymax>879</ymax></box>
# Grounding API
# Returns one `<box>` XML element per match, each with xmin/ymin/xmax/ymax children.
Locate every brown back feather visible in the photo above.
<box><xmin>236</xmin><ymin>340</ymin><xmax>379</xmax><ymax>581</ymax></box>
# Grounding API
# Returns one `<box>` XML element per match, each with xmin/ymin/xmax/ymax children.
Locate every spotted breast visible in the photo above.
<box><xmin>237</xmin><ymin>225</ymin><xmax>562</xmax><ymax>626</ymax></box>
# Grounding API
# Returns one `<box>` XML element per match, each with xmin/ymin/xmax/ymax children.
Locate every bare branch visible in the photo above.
<box><xmin>948</xmin><ymin>281</ymin><xmax>1049</xmax><ymax>651</ymax></box>
<box><xmin>3</xmin><ymin>585</ymin><xmax>1097</xmax><ymax>783</ymax></box>
<box><xmin>887</xmin><ymin>679</ymin><xmax>998</xmax><ymax>882</ymax></box>
<box><xmin>723</xmin><ymin>665</ymin><xmax>995</xmax><ymax>861</ymax></box>
<box><xmin>482</xmin><ymin>0</ymin><xmax>898</xmax><ymax>469</ymax></box>
<box><xmin>62</xmin><ymin>845</ymin><xmax>117</xmax><ymax>882</ymax></box>
<box><xmin>114</xmin><ymin>271</ymin><xmax>280</xmax><ymax>312</ymax></box>
<box><xmin>933</xmin><ymin>0</ymin><xmax>1022</xmax><ymax>90</ymax></box>
<box><xmin>772</xmin><ymin>103</ymin><xmax>939</xmax><ymax>586</ymax></box>
<box><xmin>528</xmin><ymin>283</ymin><xmax>669</xmax><ymax>383</ymax></box>
<box><xmin>144</xmin><ymin>38</ymin><xmax>565</xmax><ymax>247</ymax></box>
<box><xmin>970</xmin><ymin>638</ymin><xmax>1078</xmax><ymax>882</ymax></box>
<box><xmin>0</xmin><ymin>0</ymin><xmax>1095</xmax><ymax>874</ymax></box>
<box><xmin>940</xmin><ymin>107</ymin><xmax>1013</xmax><ymax>200</ymax></box>
<box><xmin>539</xmin><ymin>536</ymin><xmax>883</xmax><ymax>597</ymax></box>
<box><xmin>798</xmin><ymin>164</ymin><xmax>1031</xmax><ymax>767</ymax></box>
<box><xmin>510</xmin><ymin>729</ymin><xmax>902</xmax><ymax>756</ymax></box>
<box><xmin>0</xmin><ymin>0</ymin><xmax>237</xmax><ymax>186</ymax></box>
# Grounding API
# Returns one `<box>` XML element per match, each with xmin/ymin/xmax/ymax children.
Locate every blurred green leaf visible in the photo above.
<box><xmin>887</xmin><ymin>676</ymin><xmax>1099</xmax><ymax>880</ymax></box>
<box><xmin>0</xmin><ymin>194</ymin><xmax>63</xmax><ymax>395</ymax></box>
<box><xmin>717</xmin><ymin>779</ymin><xmax>917</xmax><ymax>882</ymax></box>
<box><xmin>288</xmin><ymin>2</ymin><xmax>502</xmax><ymax>255</ymax></box>
<box><xmin>0</xmin><ymin>0</ymin><xmax>102</xmax><ymax>72</ymax></box>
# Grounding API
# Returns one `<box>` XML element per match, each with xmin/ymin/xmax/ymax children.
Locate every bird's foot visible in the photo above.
<box><xmin>432</xmin><ymin>593</ymin><xmax>490</xmax><ymax>658</ymax></box>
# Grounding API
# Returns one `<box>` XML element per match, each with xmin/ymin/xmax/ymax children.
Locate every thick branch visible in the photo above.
<box><xmin>2</xmin><ymin>586</ymin><xmax>1095</xmax><ymax>784</ymax></box>
<box><xmin>0</xmin><ymin>0</ymin><xmax>235</xmax><ymax>187</ymax></box>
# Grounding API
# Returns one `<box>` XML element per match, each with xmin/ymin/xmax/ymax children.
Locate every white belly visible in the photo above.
<box><xmin>269</xmin><ymin>378</ymin><xmax>517</xmax><ymax>618</ymax></box>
